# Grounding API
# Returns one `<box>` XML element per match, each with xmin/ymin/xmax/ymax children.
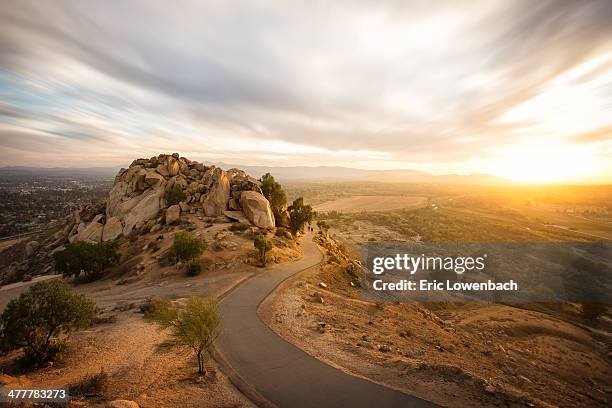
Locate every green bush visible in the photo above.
<box><xmin>164</xmin><ymin>185</ymin><xmax>187</xmax><ymax>206</ymax></box>
<box><xmin>149</xmin><ymin>296</ymin><xmax>221</xmax><ymax>375</ymax></box>
<box><xmin>54</xmin><ymin>241</ymin><xmax>120</xmax><ymax>282</ymax></box>
<box><xmin>260</xmin><ymin>173</ymin><xmax>287</xmax><ymax>219</ymax></box>
<box><xmin>288</xmin><ymin>197</ymin><xmax>314</xmax><ymax>235</ymax></box>
<box><xmin>168</xmin><ymin>231</ymin><xmax>206</xmax><ymax>264</ymax></box>
<box><xmin>186</xmin><ymin>261</ymin><xmax>202</xmax><ymax>276</ymax></box>
<box><xmin>254</xmin><ymin>234</ymin><xmax>273</xmax><ymax>266</ymax></box>
<box><xmin>0</xmin><ymin>280</ymin><xmax>96</xmax><ymax>366</ymax></box>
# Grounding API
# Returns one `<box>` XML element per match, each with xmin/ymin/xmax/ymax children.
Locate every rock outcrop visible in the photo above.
<box><xmin>201</xmin><ymin>167</ymin><xmax>230</xmax><ymax>216</ymax></box>
<box><xmin>166</xmin><ymin>204</ymin><xmax>181</xmax><ymax>224</ymax></box>
<box><xmin>65</xmin><ymin>153</ymin><xmax>276</xmax><ymax>244</ymax></box>
<box><xmin>240</xmin><ymin>191</ymin><xmax>275</xmax><ymax>229</ymax></box>
<box><xmin>102</xmin><ymin>216</ymin><xmax>123</xmax><ymax>242</ymax></box>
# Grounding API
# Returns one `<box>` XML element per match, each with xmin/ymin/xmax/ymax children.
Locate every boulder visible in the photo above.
<box><xmin>228</xmin><ymin>198</ymin><xmax>241</xmax><ymax>211</ymax></box>
<box><xmin>276</xmin><ymin>209</ymin><xmax>290</xmax><ymax>228</ymax></box>
<box><xmin>122</xmin><ymin>188</ymin><xmax>164</xmax><ymax>235</ymax></box>
<box><xmin>179</xmin><ymin>201</ymin><xmax>190</xmax><ymax>212</ymax></box>
<box><xmin>102</xmin><ymin>217</ymin><xmax>123</xmax><ymax>242</ymax></box>
<box><xmin>239</xmin><ymin>191</ymin><xmax>275</xmax><ymax>229</ymax></box>
<box><xmin>106</xmin><ymin>180</ymin><xmax>129</xmax><ymax>218</ymax></box>
<box><xmin>144</xmin><ymin>170</ymin><xmax>164</xmax><ymax>186</ymax></box>
<box><xmin>166</xmin><ymin>204</ymin><xmax>181</xmax><ymax>224</ymax></box>
<box><xmin>24</xmin><ymin>241</ymin><xmax>40</xmax><ymax>257</ymax></box>
<box><xmin>201</xmin><ymin>168</ymin><xmax>230</xmax><ymax>216</ymax></box>
<box><xmin>156</xmin><ymin>164</ymin><xmax>169</xmax><ymax>177</ymax></box>
<box><xmin>224</xmin><ymin>210</ymin><xmax>250</xmax><ymax>224</ymax></box>
<box><xmin>166</xmin><ymin>157</ymin><xmax>180</xmax><ymax>176</ymax></box>
<box><xmin>76</xmin><ymin>220</ymin><xmax>104</xmax><ymax>243</ymax></box>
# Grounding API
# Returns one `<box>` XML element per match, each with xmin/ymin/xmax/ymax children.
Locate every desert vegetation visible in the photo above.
<box><xmin>0</xmin><ymin>280</ymin><xmax>96</xmax><ymax>366</ymax></box>
<box><xmin>54</xmin><ymin>241</ymin><xmax>120</xmax><ymax>282</ymax></box>
<box><xmin>167</xmin><ymin>231</ymin><xmax>206</xmax><ymax>264</ymax></box>
<box><xmin>254</xmin><ymin>234</ymin><xmax>273</xmax><ymax>266</ymax></box>
<box><xmin>148</xmin><ymin>297</ymin><xmax>222</xmax><ymax>375</ymax></box>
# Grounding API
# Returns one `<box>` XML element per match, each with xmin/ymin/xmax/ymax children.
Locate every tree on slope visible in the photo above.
<box><xmin>288</xmin><ymin>197</ymin><xmax>314</xmax><ymax>236</ymax></box>
<box><xmin>260</xmin><ymin>172</ymin><xmax>287</xmax><ymax>220</ymax></box>
<box><xmin>149</xmin><ymin>296</ymin><xmax>222</xmax><ymax>375</ymax></box>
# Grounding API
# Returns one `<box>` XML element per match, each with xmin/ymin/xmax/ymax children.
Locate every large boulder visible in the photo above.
<box><xmin>166</xmin><ymin>157</ymin><xmax>180</xmax><ymax>176</ymax></box>
<box><xmin>76</xmin><ymin>217</ymin><xmax>104</xmax><ymax>243</ymax></box>
<box><xmin>144</xmin><ymin>170</ymin><xmax>164</xmax><ymax>186</ymax></box>
<box><xmin>106</xmin><ymin>180</ymin><xmax>129</xmax><ymax>218</ymax></box>
<box><xmin>166</xmin><ymin>204</ymin><xmax>181</xmax><ymax>224</ymax></box>
<box><xmin>121</xmin><ymin>187</ymin><xmax>164</xmax><ymax>235</ymax></box>
<box><xmin>102</xmin><ymin>216</ymin><xmax>123</xmax><ymax>242</ymax></box>
<box><xmin>239</xmin><ymin>191</ymin><xmax>275</xmax><ymax>229</ymax></box>
<box><xmin>201</xmin><ymin>168</ymin><xmax>230</xmax><ymax>216</ymax></box>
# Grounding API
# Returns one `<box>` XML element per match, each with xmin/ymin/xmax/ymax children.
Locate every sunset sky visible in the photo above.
<box><xmin>1</xmin><ymin>0</ymin><xmax>611</xmax><ymax>183</ymax></box>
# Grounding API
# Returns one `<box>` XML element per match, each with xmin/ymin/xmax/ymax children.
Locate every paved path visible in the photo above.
<box><xmin>216</xmin><ymin>233</ymin><xmax>437</xmax><ymax>408</ymax></box>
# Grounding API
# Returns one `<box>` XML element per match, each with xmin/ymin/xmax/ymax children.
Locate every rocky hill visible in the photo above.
<box><xmin>75</xmin><ymin>153</ymin><xmax>276</xmax><ymax>244</ymax></box>
<box><xmin>0</xmin><ymin>153</ymin><xmax>283</xmax><ymax>284</ymax></box>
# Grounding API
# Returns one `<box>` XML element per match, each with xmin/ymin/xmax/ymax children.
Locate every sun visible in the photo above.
<box><xmin>490</xmin><ymin>145</ymin><xmax>594</xmax><ymax>183</ymax></box>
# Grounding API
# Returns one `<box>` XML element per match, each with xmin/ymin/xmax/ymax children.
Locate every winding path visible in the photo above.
<box><xmin>215</xmin><ymin>233</ymin><xmax>437</xmax><ymax>408</ymax></box>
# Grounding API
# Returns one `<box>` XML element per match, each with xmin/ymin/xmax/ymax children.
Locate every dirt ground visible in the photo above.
<box><xmin>0</xmin><ymin>213</ymin><xmax>301</xmax><ymax>407</ymax></box>
<box><xmin>259</xmin><ymin>245</ymin><xmax>612</xmax><ymax>408</ymax></box>
<box><xmin>314</xmin><ymin>195</ymin><xmax>427</xmax><ymax>213</ymax></box>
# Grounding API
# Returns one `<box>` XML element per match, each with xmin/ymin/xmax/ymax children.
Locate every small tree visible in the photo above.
<box><xmin>288</xmin><ymin>197</ymin><xmax>314</xmax><ymax>236</ymax></box>
<box><xmin>0</xmin><ymin>280</ymin><xmax>96</xmax><ymax>365</ymax></box>
<box><xmin>260</xmin><ymin>173</ymin><xmax>287</xmax><ymax>220</ymax></box>
<box><xmin>168</xmin><ymin>231</ymin><xmax>206</xmax><ymax>264</ymax></box>
<box><xmin>54</xmin><ymin>241</ymin><xmax>120</xmax><ymax>281</ymax></box>
<box><xmin>149</xmin><ymin>297</ymin><xmax>221</xmax><ymax>375</ymax></box>
<box><xmin>164</xmin><ymin>185</ymin><xmax>187</xmax><ymax>206</ymax></box>
<box><xmin>254</xmin><ymin>234</ymin><xmax>273</xmax><ymax>266</ymax></box>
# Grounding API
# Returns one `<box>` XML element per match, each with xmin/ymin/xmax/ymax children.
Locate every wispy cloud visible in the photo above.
<box><xmin>0</xmin><ymin>0</ymin><xmax>611</xmax><ymax>179</ymax></box>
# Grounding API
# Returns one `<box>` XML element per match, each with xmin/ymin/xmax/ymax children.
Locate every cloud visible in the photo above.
<box><xmin>0</xmin><ymin>0</ymin><xmax>611</xmax><ymax>178</ymax></box>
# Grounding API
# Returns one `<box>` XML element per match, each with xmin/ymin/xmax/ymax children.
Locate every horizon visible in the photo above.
<box><xmin>1</xmin><ymin>1</ymin><xmax>612</xmax><ymax>183</ymax></box>
<box><xmin>2</xmin><ymin>160</ymin><xmax>611</xmax><ymax>185</ymax></box>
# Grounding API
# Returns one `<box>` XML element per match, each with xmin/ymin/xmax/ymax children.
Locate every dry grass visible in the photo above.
<box><xmin>314</xmin><ymin>195</ymin><xmax>427</xmax><ymax>213</ymax></box>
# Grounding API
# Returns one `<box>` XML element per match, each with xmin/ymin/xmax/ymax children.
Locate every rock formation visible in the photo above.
<box><xmin>240</xmin><ymin>191</ymin><xmax>275</xmax><ymax>229</ymax></box>
<box><xmin>66</xmin><ymin>153</ymin><xmax>275</xmax><ymax>244</ymax></box>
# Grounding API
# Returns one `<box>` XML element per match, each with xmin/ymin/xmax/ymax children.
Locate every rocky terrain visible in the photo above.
<box><xmin>260</xmin><ymin>232</ymin><xmax>612</xmax><ymax>408</ymax></box>
<box><xmin>0</xmin><ymin>154</ymin><xmax>303</xmax><ymax>407</ymax></box>
<box><xmin>0</xmin><ymin>154</ymin><xmax>285</xmax><ymax>285</ymax></box>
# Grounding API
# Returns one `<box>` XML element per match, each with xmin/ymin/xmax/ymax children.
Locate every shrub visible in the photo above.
<box><xmin>0</xmin><ymin>280</ymin><xmax>96</xmax><ymax>366</ymax></box>
<box><xmin>149</xmin><ymin>297</ymin><xmax>221</xmax><ymax>375</ymax></box>
<box><xmin>141</xmin><ymin>297</ymin><xmax>172</xmax><ymax>317</ymax></box>
<box><xmin>186</xmin><ymin>261</ymin><xmax>202</xmax><ymax>276</ymax></box>
<box><xmin>54</xmin><ymin>241</ymin><xmax>120</xmax><ymax>282</ymax></box>
<box><xmin>254</xmin><ymin>234</ymin><xmax>273</xmax><ymax>266</ymax></box>
<box><xmin>164</xmin><ymin>185</ymin><xmax>187</xmax><ymax>206</ymax></box>
<box><xmin>288</xmin><ymin>197</ymin><xmax>314</xmax><ymax>236</ymax></box>
<box><xmin>167</xmin><ymin>231</ymin><xmax>206</xmax><ymax>264</ymax></box>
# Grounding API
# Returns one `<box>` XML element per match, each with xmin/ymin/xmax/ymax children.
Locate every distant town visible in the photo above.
<box><xmin>0</xmin><ymin>174</ymin><xmax>112</xmax><ymax>239</ymax></box>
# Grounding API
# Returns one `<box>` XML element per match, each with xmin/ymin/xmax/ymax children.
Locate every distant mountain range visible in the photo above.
<box><xmin>0</xmin><ymin>164</ymin><xmax>508</xmax><ymax>185</ymax></box>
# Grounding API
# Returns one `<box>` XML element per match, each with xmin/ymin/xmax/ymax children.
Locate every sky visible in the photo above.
<box><xmin>1</xmin><ymin>0</ymin><xmax>611</xmax><ymax>183</ymax></box>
